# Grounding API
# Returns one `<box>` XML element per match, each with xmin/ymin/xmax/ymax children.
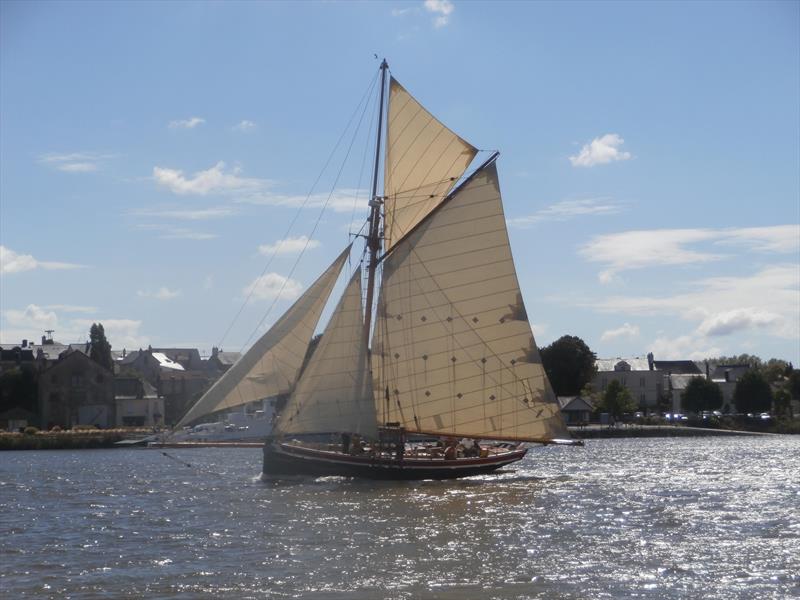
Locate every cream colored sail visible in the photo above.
<box><xmin>383</xmin><ymin>77</ymin><xmax>478</xmax><ymax>251</ymax></box>
<box><xmin>372</xmin><ymin>162</ymin><xmax>568</xmax><ymax>442</ymax></box>
<box><xmin>177</xmin><ymin>247</ymin><xmax>350</xmax><ymax>428</ymax></box>
<box><xmin>276</xmin><ymin>269</ymin><xmax>377</xmax><ymax>438</ymax></box>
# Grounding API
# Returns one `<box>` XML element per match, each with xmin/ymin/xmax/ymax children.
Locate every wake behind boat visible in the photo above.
<box><xmin>176</xmin><ymin>60</ymin><xmax>580</xmax><ymax>479</ymax></box>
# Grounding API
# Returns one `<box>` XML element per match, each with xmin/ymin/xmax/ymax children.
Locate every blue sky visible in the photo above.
<box><xmin>1</xmin><ymin>0</ymin><xmax>798</xmax><ymax>365</ymax></box>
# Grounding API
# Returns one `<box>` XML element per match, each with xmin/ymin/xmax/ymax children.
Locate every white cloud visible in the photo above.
<box><xmin>584</xmin><ymin>264</ymin><xmax>799</xmax><ymax>341</ymax></box>
<box><xmin>581</xmin><ymin>225</ymin><xmax>799</xmax><ymax>283</ymax></box>
<box><xmin>424</xmin><ymin>0</ymin><xmax>454</xmax><ymax>27</ymax></box>
<box><xmin>135</xmin><ymin>224</ymin><xmax>218</xmax><ymax>240</ymax></box>
<box><xmin>42</xmin><ymin>304</ymin><xmax>97</xmax><ymax>313</ymax></box>
<box><xmin>153</xmin><ymin>161</ymin><xmax>269</xmax><ymax>196</ymax></box>
<box><xmin>4</xmin><ymin>304</ymin><xmax>59</xmax><ymax>331</ymax></box>
<box><xmin>601</xmin><ymin>322</ymin><xmax>640</xmax><ymax>341</ymax></box>
<box><xmin>233</xmin><ymin>120</ymin><xmax>256</xmax><ymax>132</ymax></box>
<box><xmin>137</xmin><ymin>287</ymin><xmax>181</xmax><ymax>300</ymax></box>
<box><xmin>581</xmin><ymin>228</ymin><xmax>721</xmax><ymax>283</ymax></box>
<box><xmin>1</xmin><ymin>246</ymin><xmax>85</xmax><ymax>275</ymax></box>
<box><xmin>649</xmin><ymin>334</ymin><xmax>723</xmax><ymax>361</ymax></box>
<box><xmin>243</xmin><ymin>273</ymin><xmax>303</xmax><ymax>301</ymax></box>
<box><xmin>1</xmin><ymin>305</ymin><xmax>148</xmax><ymax>349</ymax></box>
<box><xmin>392</xmin><ymin>7</ymin><xmax>417</xmax><ymax>17</ymax></box>
<box><xmin>258</xmin><ymin>236</ymin><xmax>321</xmax><ymax>256</ymax></box>
<box><xmin>70</xmin><ymin>318</ymin><xmax>147</xmax><ymax>349</ymax></box>
<box><xmin>569</xmin><ymin>133</ymin><xmax>632</xmax><ymax>167</ymax></box>
<box><xmin>39</xmin><ymin>152</ymin><xmax>113</xmax><ymax>173</ymax></box>
<box><xmin>238</xmin><ymin>187</ymin><xmax>369</xmax><ymax>214</ymax></box>
<box><xmin>168</xmin><ymin>117</ymin><xmax>205</xmax><ymax>129</ymax></box>
<box><xmin>130</xmin><ymin>206</ymin><xmax>236</xmax><ymax>220</ymax></box>
<box><xmin>715</xmin><ymin>224</ymin><xmax>800</xmax><ymax>254</ymax></box>
<box><xmin>508</xmin><ymin>197</ymin><xmax>624</xmax><ymax>228</ymax></box>
<box><xmin>697</xmin><ymin>308</ymin><xmax>782</xmax><ymax>337</ymax></box>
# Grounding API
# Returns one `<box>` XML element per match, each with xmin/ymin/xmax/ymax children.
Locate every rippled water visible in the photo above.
<box><xmin>1</xmin><ymin>437</ymin><xmax>798</xmax><ymax>599</ymax></box>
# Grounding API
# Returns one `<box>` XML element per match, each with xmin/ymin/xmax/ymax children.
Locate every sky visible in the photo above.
<box><xmin>1</xmin><ymin>0</ymin><xmax>798</xmax><ymax>365</ymax></box>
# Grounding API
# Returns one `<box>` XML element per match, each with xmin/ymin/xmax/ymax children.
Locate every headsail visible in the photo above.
<box><xmin>372</xmin><ymin>162</ymin><xmax>568</xmax><ymax>442</ymax></box>
<box><xmin>176</xmin><ymin>246</ymin><xmax>350</xmax><ymax>428</ymax></box>
<box><xmin>275</xmin><ymin>268</ymin><xmax>377</xmax><ymax>438</ymax></box>
<box><xmin>383</xmin><ymin>77</ymin><xmax>478</xmax><ymax>251</ymax></box>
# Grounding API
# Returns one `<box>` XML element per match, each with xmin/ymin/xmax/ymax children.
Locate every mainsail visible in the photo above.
<box><xmin>372</xmin><ymin>161</ymin><xmax>568</xmax><ymax>442</ymax></box>
<box><xmin>275</xmin><ymin>268</ymin><xmax>377</xmax><ymax>438</ymax></box>
<box><xmin>383</xmin><ymin>77</ymin><xmax>478</xmax><ymax>251</ymax></box>
<box><xmin>176</xmin><ymin>247</ymin><xmax>350</xmax><ymax>428</ymax></box>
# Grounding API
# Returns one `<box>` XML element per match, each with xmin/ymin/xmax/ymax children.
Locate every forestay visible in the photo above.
<box><xmin>372</xmin><ymin>163</ymin><xmax>568</xmax><ymax>442</ymax></box>
<box><xmin>176</xmin><ymin>247</ymin><xmax>350</xmax><ymax>428</ymax></box>
<box><xmin>383</xmin><ymin>77</ymin><xmax>478</xmax><ymax>251</ymax></box>
<box><xmin>276</xmin><ymin>269</ymin><xmax>377</xmax><ymax>438</ymax></box>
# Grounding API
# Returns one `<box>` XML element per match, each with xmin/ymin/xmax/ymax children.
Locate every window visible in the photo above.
<box><xmin>96</xmin><ymin>374</ymin><xmax>104</xmax><ymax>384</ymax></box>
<box><xmin>621</xmin><ymin>376</ymin><xmax>627</xmax><ymax>386</ymax></box>
<box><xmin>51</xmin><ymin>374</ymin><xmax>58</xmax><ymax>383</ymax></box>
<box><xmin>640</xmin><ymin>377</ymin><xmax>645</xmax><ymax>387</ymax></box>
<box><xmin>71</xmin><ymin>374</ymin><xmax>83</xmax><ymax>388</ymax></box>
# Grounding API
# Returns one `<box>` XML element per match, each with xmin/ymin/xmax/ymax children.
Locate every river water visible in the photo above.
<box><xmin>1</xmin><ymin>436</ymin><xmax>798</xmax><ymax>599</ymax></box>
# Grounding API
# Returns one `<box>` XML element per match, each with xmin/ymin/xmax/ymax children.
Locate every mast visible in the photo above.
<box><xmin>363</xmin><ymin>58</ymin><xmax>388</xmax><ymax>344</ymax></box>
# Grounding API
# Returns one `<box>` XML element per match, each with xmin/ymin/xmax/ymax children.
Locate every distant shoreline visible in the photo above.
<box><xmin>569</xmin><ymin>424</ymin><xmax>779</xmax><ymax>439</ymax></box>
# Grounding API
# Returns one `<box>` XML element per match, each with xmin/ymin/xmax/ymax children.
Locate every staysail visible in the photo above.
<box><xmin>383</xmin><ymin>77</ymin><xmax>478</xmax><ymax>251</ymax></box>
<box><xmin>372</xmin><ymin>162</ymin><xmax>568</xmax><ymax>442</ymax></box>
<box><xmin>275</xmin><ymin>268</ymin><xmax>377</xmax><ymax>438</ymax></box>
<box><xmin>176</xmin><ymin>246</ymin><xmax>350</xmax><ymax>428</ymax></box>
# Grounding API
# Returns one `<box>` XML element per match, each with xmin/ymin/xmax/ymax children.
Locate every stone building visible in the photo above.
<box><xmin>38</xmin><ymin>351</ymin><xmax>115</xmax><ymax>428</ymax></box>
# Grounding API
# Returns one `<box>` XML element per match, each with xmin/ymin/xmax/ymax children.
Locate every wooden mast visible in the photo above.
<box><xmin>363</xmin><ymin>58</ymin><xmax>388</xmax><ymax>345</ymax></box>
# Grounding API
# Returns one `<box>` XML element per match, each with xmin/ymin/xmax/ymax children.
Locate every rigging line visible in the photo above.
<box><xmin>242</xmin><ymin>71</ymin><xmax>380</xmax><ymax>351</ymax></box>
<box><xmin>216</xmin><ymin>69</ymin><xmax>379</xmax><ymax>350</ymax></box>
<box><xmin>349</xmin><ymin>77</ymin><xmax>381</xmax><ymax>238</ymax></box>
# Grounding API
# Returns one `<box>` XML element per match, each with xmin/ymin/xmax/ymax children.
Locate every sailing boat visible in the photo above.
<box><xmin>178</xmin><ymin>61</ymin><xmax>579</xmax><ymax>479</ymax></box>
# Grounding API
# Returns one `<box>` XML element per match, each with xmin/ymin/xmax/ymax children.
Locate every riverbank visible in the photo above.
<box><xmin>569</xmin><ymin>424</ymin><xmax>775</xmax><ymax>439</ymax></box>
<box><xmin>0</xmin><ymin>429</ymin><xmax>148</xmax><ymax>450</ymax></box>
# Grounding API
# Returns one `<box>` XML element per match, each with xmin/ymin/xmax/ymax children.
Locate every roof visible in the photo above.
<box><xmin>669</xmin><ymin>373</ymin><xmax>705</xmax><ymax>390</ymax></box>
<box><xmin>710</xmin><ymin>364</ymin><xmax>751</xmax><ymax>382</ymax></box>
<box><xmin>151</xmin><ymin>352</ymin><xmax>185</xmax><ymax>371</ymax></box>
<box><xmin>595</xmin><ymin>357</ymin><xmax>651</xmax><ymax>372</ymax></box>
<box><xmin>213</xmin><ymin>351</ymin><xmax>241</xmax><ymax>366</ymax></box>
<box><xmin>558</xmin><ymin>396</ymin><xmax>594</xmax><ymax>411</ymax></box>
<box><xmin>653</xmin><ymin>360</ymin><xmax>702</xmax><ymax>375</ymax></box>
<box><xmin>117</xmin><ymin>350</ymin><xmax>141</xmax><ymax>365</ymax></box>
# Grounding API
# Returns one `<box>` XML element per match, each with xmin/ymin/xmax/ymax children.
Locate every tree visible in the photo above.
<box><xmin>540</xmin><ymin>335</ymin><xmax>596</xmax><ymax>396</ymax></box>
<box><xmin>773</xmin><ymin>388</ymin><xmax>791</xmax><ymax>418</ymax></box>
<box><xmin>89</xmin><ymin>323</ymin><xmax>113</xmax><ymax>371</ymax></box>
<box><xmin>681</xmin><ymin>377</ymin><xmax>723</xmax><ymax>414</ymax></box>
<box><xmin>788</xmin><ymin>370</ymin><xmax>800</xmax><ymax>402</ymax></box>
<box><xmin>596</xmin><ymin>380</ymin><xmax>637</xmax><ymax>420</ymax></box>
<box><xmin>733</xmin><ymin>370</ymin><xmax>773</xmax><ymax>414</ymax></box>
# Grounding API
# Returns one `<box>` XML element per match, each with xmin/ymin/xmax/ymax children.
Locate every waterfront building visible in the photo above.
<box><xmin>38</xmin><ymin>350</ymin><xmax>115</xmax><ymax>429</ymax></box>
<box><xmin>593</xmin><ymin>353</ymin><xmax>703</xmax><ymax>413</ymax></box>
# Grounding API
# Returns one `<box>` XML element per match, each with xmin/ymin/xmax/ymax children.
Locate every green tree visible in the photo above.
<box><xmin>773</xmin><ymin>388</ymin><xmax>791</xmax><ymax>418</ymax></box>
<box><xmin>733</xmin><ymin>370</ymin><xmax>773</xmax><ymax>414</ymax></box>
<box><xmin>596</xmin><ymin>380</ymin><xmax>637</xmax><ymax>420</ymax></box>
<box><xmin>0</xmin><ymin>368</ymin><xmax>38</xmax><ymax>414</ymax></box>
<box><xmin>540</xmin><ymin>335</ymin><xmax>596</xmax><ymax>396</ymax></box>
<box><xmin>681</xmin><ymin>377</ymin><xmax>723</xmax><ymax>414</ymax></box>
<box><xmin>788</xmin><ymin>370</ymin><xmax>800</xmax><ymax>402</ymax></box>
<box><xmin>89</xmin><ymin>323</ymin><xmax>113</xmax><ymax>371</ymax></box>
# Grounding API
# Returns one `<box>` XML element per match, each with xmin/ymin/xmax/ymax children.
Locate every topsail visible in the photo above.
<box><xmin>383</xmin><ymin>77</ymin><xmax>478</xmax><ymax>251</ymax></box>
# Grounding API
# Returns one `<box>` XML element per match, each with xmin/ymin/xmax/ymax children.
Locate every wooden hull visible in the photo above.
<box><xmin>262</xmin><ymin>441</ymin><xmax>528</xmax><ymax>480</ymax></box>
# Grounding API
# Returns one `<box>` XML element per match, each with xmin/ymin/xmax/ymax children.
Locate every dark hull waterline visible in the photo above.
<box><xmin>262</xmin><ymin>442</ymin><xmax>528</xmax><ymax>480</ymax></box>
